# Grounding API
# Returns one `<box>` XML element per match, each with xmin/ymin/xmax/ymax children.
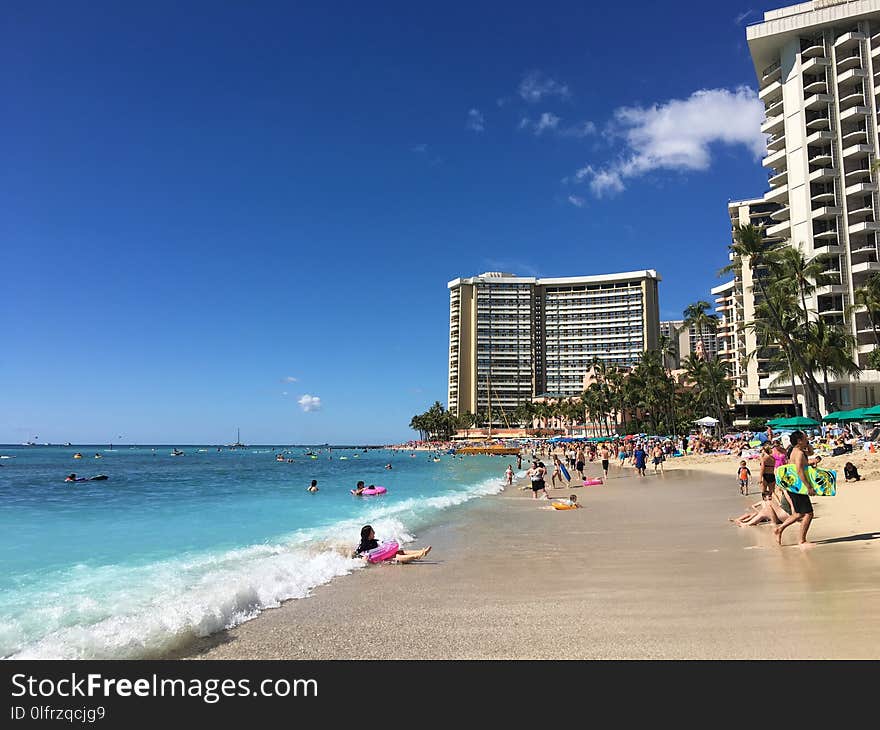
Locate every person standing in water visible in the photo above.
<box><xmin>505</xmin><ymin>464</ymin><xmax>514</xmax><ymax>486</ymax></box>
<box><xmin>599</xmin><ymin>444</ymin><xmax>611</xmax><ymax>480</ymax></box>
<box><xmin>307</xmin><ymin>479</ymin><xmax>319</xmax><ymax>493</ymax></box>
<box><xmin>773</xmin><ymin>431</ymin><xmax>814</xmax><ymax>548</ymax></box>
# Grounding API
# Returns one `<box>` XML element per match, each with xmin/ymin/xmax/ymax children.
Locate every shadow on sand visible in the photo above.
<box><xmin>814</xmin><ymin>531</ymin><xmax>880</xmax><ymax>546</ymax></box>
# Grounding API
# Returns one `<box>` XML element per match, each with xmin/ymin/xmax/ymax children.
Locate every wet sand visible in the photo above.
<box><xmin>183</xmin><ymin>466</ymin><xmax>880</xmax><ymax>659</ymax></box>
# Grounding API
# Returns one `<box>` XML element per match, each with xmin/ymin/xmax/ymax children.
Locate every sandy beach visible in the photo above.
<box><xmin>180</xmin><ymin>456</ymin><xmax>880</xmax><ymax>659</ymax></box>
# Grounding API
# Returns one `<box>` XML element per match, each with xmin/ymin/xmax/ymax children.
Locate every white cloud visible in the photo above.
<box><xmin>281</xmin><ymin>376</ymin><xmax>298</xmax><ymax>383</ymax></box>
<box><xmin>534</xmin><ymin>112</ymin><xmax>560</xmax><ymax>135</ymax></box>
<box><xmin>466</xmin><ymin>108</ymin><xmax>485</xmax><ymax>132</ymax></box>
<box><xmin>521</xmin><ymin>115</ymin><xmax>595</xmax><ymax>139</ymax></box>
<box><xmin>574</xmin><ymin>86</ymin><xmax>765</xmax><ymax>197</ymax></box>
<box><xmin>734</xmin><ymin>9</ymin><xmax>755</xmax><ymax>25</ymax></box>
<box><xmin>412</xmin><ymin>143</ymin><xmax>427</xmax><ymax>153</ymax></box>
<box><xmin>298</xmin><ymin>394</ymin><xmax>322</xmax><ymax>412</ymax></box>
<box><xmin>567</xmin><ymin>195</ymin><xmax>586</xmax><ymax>208</ymax></box>
<box><xmin>518</xmin><ymin>71</ymin><xmax>570</xmax><ymax>103</ymax></box>
<box><xmin>282</xmin><ymin>391</ymin><xmax>288</xmax><ymax>396</ymax></box>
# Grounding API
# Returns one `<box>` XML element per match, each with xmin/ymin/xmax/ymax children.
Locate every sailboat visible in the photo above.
<box><xmin>228</xmin><ymin>428</ymin><xmax>247</xmax><ymax>450</ymax></box>
<box><xmin>456</xmin><ymin>372</ymin><xmax>519</xmax><ymax>455</ymax></box>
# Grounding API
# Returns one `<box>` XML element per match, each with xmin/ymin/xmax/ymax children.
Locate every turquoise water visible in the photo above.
<box><xmin>0</xmin><ymin>445</ymin><xmax>513</xmax><ymax>659</ymax></box>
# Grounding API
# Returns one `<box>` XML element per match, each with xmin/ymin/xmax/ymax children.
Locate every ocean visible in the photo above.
<box><xmin>0</xmin><ymin>445</ymin><xmax>514</xmax><ymax>659</ymax></box>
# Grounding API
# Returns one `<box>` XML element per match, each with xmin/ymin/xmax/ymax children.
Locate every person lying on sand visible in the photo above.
<box><xmin>729</xmin><ymin>494</ymin><xmax>789</xmax><ymax>526</ymax></box>
<box><xmin>352</xmin><ymin>525</ymin><xmax>431</xmax><ymax>564</ymax></box>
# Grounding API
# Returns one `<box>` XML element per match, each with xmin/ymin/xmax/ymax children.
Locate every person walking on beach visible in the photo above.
<box><xmin>599</xmin><ymin>445</ymin><xmax>611</xmax><ymax>480</ymax></box>
<box><xmin>736</xmin><ymin>461</ymin><xmax>751</xmax><ymax>496</ymax></box>
<box><xmin>505</xmin><ymin>464</ymin><xmax>514</xmax><ymax>486</ymax></box>
<box><xmin>528</xmin><ymin>460</ymin><xmax>549</xmax><ymax>499</ymax></box>
<box><xmin>517</xmin><ymin>453</ymin><xmax>522</xmax><ymax>470</ymax></box>
<box><xmin>633</xmin><ymin>443</ymin><xmax>647</xmax><ymax>477</ymax></box>
<box><xmin>651</xmin><ymin>444</ymin><xmax>664</xmax><ymax>474</ymax></box>
<box><xmin>575</xmin><ymin>446</ymin><xmax>586</xmax><ymax>481</ymax></box>
<box><xmin>773</xmin><ymin>431</ymin><xmax>814</xmax><ymax>548</ymax></box>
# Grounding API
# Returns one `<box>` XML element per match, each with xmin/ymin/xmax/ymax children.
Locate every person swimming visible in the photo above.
<box><xmin>307</xmin><ymin>479</ymin><xmax>319</xmax><ymax>493</ymax></box>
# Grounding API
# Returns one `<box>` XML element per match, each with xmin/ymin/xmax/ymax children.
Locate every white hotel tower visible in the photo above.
<box><xmin>747</xmin><ymin>0</ymin><xmax>880</xmax><ymax>407</ymax></box>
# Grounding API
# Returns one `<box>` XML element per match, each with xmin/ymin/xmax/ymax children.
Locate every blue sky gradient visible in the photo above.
<box><xmin>1</xmin><ymin>2</ymin><xmax>790</xmax><ymax>443</ymax></box>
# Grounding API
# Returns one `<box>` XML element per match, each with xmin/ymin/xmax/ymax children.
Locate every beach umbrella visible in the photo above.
<box><xmin>821</xmin><ymin>411</ymin><xmax>847</xmax><ymax>423</ymax></box>
<box><xmin>694</xmin><ymin>416</ymin><xmax>719</xmax><ymax>426</ymax></box>
<box><xmin>861</xmin><ymin>405</ymin><xmax>880</xmax><ymax>419</ymax></box>
<box><xmin>771</xmin><ymin>416</ymin><xmax>821</xmax><ymax>428</ymax></box>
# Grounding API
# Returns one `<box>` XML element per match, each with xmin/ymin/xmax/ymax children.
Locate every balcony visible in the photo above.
<box><xmin>842</xmin><ymin>143</ymin><xmax>873</xmax><ymax>159</ymax></box>
<box><xmin>767</xmin><ymin>220</ymin><xmax>792</xmax><ymax>237</ymax></box>
<box><xmin>873</xmin><ymin>41</ymin><xmax>880</xmax><ymax>57</ymax></box>
<box><xmin>804</xmin><ymin>92</ymin><xmax>833</xmax><ymax>109</ymax></box>
<box><xmin>846</xmin><ymin>181</ymin><xmax>878</xmax><ymax>197</ymax></box>
<box><xmin>765</xmin><ymin>98</ymin><xmax>784</xmax><ymax>117</ymax></box>
<box><xmin>764</xmin><ymin>184</ymin><xmax>788</xmax><ymax>203</ymax></box>
<box><xmin>802</xmin><ymin>56</ymin><xmax>830</xmax><ymax>74</ymax></box>
<box><xmin>839</xmin><ymin>90</ymin><xmax>866</xmax><ymax>108</ymax></box>
<box><xmin>759</xmin><ymin>79</ymin><xmax>783</xmax><ymax>101</ymax></box>
<box><xmin>805</xmin><ymin>112</ymin><xmax>831</xmax><ymax>130</ymax></box>
<box><xmin>767</xmin><ymin>132</ymin><xmax>786</xmax><ymax>152</ymax></box>
<box><xmin>849</xmin><ymin>204</ymin><xmax>875</xmax><ymax>221</ymax></box>
<box><xmin>811</xmin><ymin>205</ymin><xmax>841</xmax><ymax>219</ymax></box>
<box><xmin>835</xmin><ymin>31</ymin><xmax>866</xmax><ymax>49</ymax></box>
<box><xmin>813</xmin><ymin>226</ymin><xmax>839</xmax><ymax>240</ymax></box>
<box><xmin>809</xmin><ymin>166</ymin><xmax>837</xmax><ymax>181</ymax></box>
<box><xmin>769</xmin><ymin>169</ymin><xmax>788</xmax><ymax>187</ymax></box>
<box><xmin>836</xmin><ymin>51</ymin><xmax>863</xmax><ymax>72</ymax></box>
<box><xmin>844</xmin><ymin>165</ymin><xmax>872</xmax><ymax>182</ymax></box>
<box><xmin>841</xmin><ymin>127</ymin><xmax>868</xmax><ymax>145</ymax></box>
<box><xmin>801</xmin><ymin>39</ymin><xmax>826</xmax><ymax>57</ymax></box>
<box><xmin>771</xmin><ymin>205</ymin><xmax>792</xmax><ymax>221</ymax></box>
<box><xmin>811</xmin><ymin>188</ymin><xmax>836</xmax><ymax>204</ymax></box>
<box><xmin>837</xmin><ymin>67</ymin><xmax>868</xmax><ymax>86</ymax></box>
<box><xmin>762</xmin><ymin>61</ymin><xmax>782</xmax><ymax>84</ymax></box>
<box><xmin>761</xmin><ymin>113</ymin><xmax>785</xmax><ymax>135</ymax></box>
<box><xmin>849</xmin><ymin>220</ymin><xmax>880</xmax><ymax>235</ymax></box>
<box><xmin>839</xmin><ymin>105</ymin><xmax>870</xmax><ymax>122</ymax></box>
<box><xmin>803</xmin><ymin>77</ymin><xmax>828</xmax><ymax>95</ymax></box>
<box><xmin>852</xmin><ymin>260</ymin><xmax>880</xmax><ymax>274</ymax></box>
<box><xmin>809</xmin><ymin>151</ymin><xmax>833</xmax><ymax>166</ymax></box>
<box><xmin>806</xmin><ymin>129</ymin><xmax>834</xmax><ymax>146</ymax></box>
<box><xmin>763</xmin><ymin>148</ymin><xmax>787</xmax><ymax>169</ymax></box>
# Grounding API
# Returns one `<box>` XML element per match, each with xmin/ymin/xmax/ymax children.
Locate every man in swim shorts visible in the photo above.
<box><xmin>773</xmin><ymin>431</ymin><xmax>814</xmax><ymax>548</ymax></box>
<box><xmin>599</xmin><ymin>445</ymin><xmax>610</xmax><ymax>479</ymax></box>
<box><xmin>528</xmin><ymin>460</ymin><xmax>548</xmax><ymax>499</ymax></box>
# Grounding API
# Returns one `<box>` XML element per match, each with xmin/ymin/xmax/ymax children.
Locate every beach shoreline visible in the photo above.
<box><xmin>178</xmin><ymin>456</ymin><xmax>880</xmax><ymax>660</ymax></box>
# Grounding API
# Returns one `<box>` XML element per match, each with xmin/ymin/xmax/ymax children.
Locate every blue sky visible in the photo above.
<box><xmin>1</xmin><ymin>1</ymin><xmax>788</xmax><ymax>444</ymax></box>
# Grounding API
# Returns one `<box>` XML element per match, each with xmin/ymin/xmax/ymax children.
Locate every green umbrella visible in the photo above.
<box><xmin>771</xmin><ymin>416</ymin><xmax>821</xmax><ymax>428</ymax></box>
<box><xmin>829</xmin><ymin>408</ymin><xmax>872</xmax><ymax>422</ymax></box>
<box><xmin>822</xmin><ymin>411</ymin><xmax>847</xmax><ymax>422</ymax></box>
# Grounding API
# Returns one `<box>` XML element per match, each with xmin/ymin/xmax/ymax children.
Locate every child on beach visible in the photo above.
<box><xmin>737</xmin><ymin>461</ymin><xmax>751</xmax><ymax>496</ymax></box>
<box><xmin>564</xmin><ymin>494</ymin><xmax>581</xmax><ymax>508</ymax></box>
<box><xmin>505</xmin><ymin>464</ymin><xmax>514</xmax><ymax>486</ymax></box>
<box><xmin>844</xmin><ymin>462</ymin><xmax>861</xmax><ymax>481</ymax></box>
<box><xmin>353</xmin><ymin>525</ymin><xmax>431</xmax><ymax>564</ymax></box>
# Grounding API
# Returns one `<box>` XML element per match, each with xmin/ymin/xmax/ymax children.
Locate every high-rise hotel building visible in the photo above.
<box><xmin>747</xmin><ymin>0</ymin><xmax>880</xmax><ymax>408</ymax></box>
<box><xmin>447</xmin><ymin>270</ymin><xmax>660</xmax><ymax>416</ymax></box>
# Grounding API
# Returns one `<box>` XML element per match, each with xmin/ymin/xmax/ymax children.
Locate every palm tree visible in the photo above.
<box><xmin>853</xmin><ymin>272</ymin><xmax>880</xmax><ymax>349</ymax></box>
<box><xmin>683</xmin><ymin>301</ymin><xmax>719</xmax><ymax>360</ymax></box>
<box><xmin>805</xmin><ymin>319</ymin><xmax>859</xmax><ymax>414</ymax></box>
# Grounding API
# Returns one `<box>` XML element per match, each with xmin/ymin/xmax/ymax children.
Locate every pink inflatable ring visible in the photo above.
<box><xmin>583</xmin><ymin>478</ymin><xmax>603</xmax><ymax>486</ymax></box>
<box><xmin>365</xmin><ymin>541</ymin><xmax>399</xmax><ymax>563</ymax></box>
<box><xmin>351</xmin><ymin>485</ymin><xmax>387</xmax><ymax>496</ymax></box>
